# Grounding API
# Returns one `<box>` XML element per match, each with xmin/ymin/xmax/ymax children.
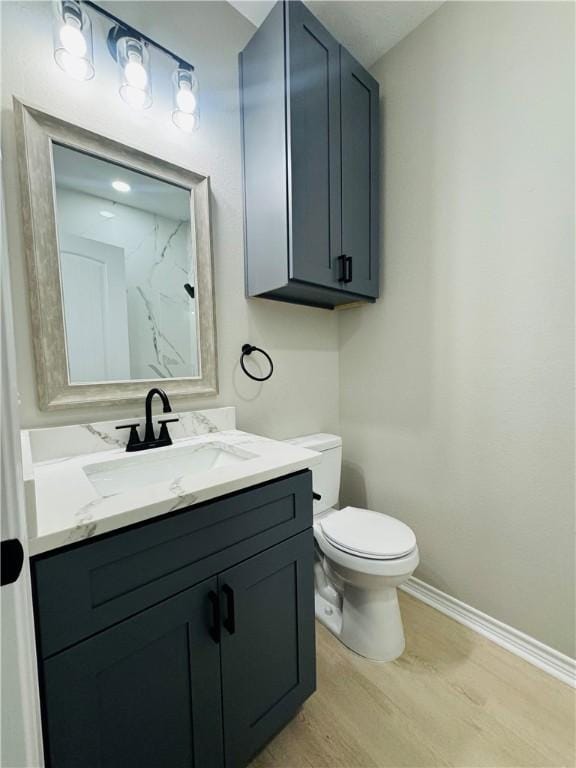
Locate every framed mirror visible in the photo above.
<box><xmin>14</xmin><ymin>99</ymin><xmax>217</xmax><ymax>409</ymax></box>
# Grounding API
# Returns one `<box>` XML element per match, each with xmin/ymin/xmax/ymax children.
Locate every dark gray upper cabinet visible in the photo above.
<box><xmin>240</xmin><ymin>0</ymin><xmax>380</xmax><ymax>309</ymax></box>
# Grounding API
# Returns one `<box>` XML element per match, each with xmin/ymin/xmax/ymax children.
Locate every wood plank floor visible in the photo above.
<box><xmin>251</xmin><ymin>592</ymin><xmax>575</xmax><ymax>768</ymax></box>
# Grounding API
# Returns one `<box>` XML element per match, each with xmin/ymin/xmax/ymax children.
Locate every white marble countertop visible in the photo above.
<box><xmin>22</xmin><ymin>409</ymin><xmax>320</xmax><ymax>556</ymax></box>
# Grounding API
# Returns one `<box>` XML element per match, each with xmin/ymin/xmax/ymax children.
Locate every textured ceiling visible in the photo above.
<box><xmin>228</xmin><ymin>1</ymin><xmax>444</xmax><ymax>67</ymax></box>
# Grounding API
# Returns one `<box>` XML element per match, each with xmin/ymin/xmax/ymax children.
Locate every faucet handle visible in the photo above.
<box><xmin>115</xmin><ymin>423</ymin><xmax>142</xmax><ymax>452</ymax></box>
<box><xmin>157</xmin><ymin>418</ymin><xmax>179</xmax><ymax>445</ymax></box>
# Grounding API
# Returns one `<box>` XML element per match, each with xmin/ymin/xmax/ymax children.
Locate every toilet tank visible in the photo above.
<box><xmin>285</xmin><ymin>434</ymin><xmax>342</xmax><ymax>515</ymax></box>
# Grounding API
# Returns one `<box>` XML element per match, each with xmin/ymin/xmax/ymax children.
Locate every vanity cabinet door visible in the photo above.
<box><xmin>340</xmin><ymin>46</ymin><xmax>380</xmax><ymax>298</ymax></box>
<box><xmin>219</xmin><ymin>531</ymin><xmax>316</xmax><ymax>768</ymax></box>
<box><xmin>42</xmin><ymin>578</ymin><xmax>223</xmax><ymax>768</ymax></box>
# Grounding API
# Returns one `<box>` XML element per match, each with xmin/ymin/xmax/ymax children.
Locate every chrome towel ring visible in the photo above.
<box><xmin>240</xmin><ymin>344</ymin><xmax>274</xmax><ymax>382</ymax></box>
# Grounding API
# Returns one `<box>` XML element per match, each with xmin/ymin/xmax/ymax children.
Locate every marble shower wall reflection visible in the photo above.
<box><xmin>53</xmin><ymin>145</ymin><xmax>199</xmax><ymax>384</ymax></box>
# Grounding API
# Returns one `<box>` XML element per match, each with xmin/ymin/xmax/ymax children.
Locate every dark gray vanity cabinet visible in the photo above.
<box><xmin>240</xmin><ymin>0</ymin><xmax>379</xmax><ymax>309</ymax></box>
<box><xmin>31</xmin><ymin>472</ymin><xmax>315</xmax><ymax>768</ymax></box>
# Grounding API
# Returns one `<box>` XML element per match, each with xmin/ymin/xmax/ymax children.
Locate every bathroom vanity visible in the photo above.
<box><xmin>23</xmin><ymin>409</ymin><xmax>320</xmax><ymax>768</ymax></box>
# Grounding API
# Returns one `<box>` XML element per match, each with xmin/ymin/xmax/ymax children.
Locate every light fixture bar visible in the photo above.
<box><xmin>82</xmin><ymin>0</ymin><xmax>195</xmax><ymax>71</ymax></box>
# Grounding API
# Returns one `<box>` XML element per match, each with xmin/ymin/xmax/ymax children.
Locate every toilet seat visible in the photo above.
<box><xmin>319</xmin><ymin>506</ymin><xmax>416</xmax><ymax>560</ymax></box>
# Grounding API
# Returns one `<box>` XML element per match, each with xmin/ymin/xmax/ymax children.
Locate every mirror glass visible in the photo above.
<box><xmin>52</xmin><ymin>144</ymin><xmax>199</xmax><ymax>383</ymax></box>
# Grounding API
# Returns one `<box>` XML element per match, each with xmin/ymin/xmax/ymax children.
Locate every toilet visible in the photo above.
<box><xmin>287</xmin><ymin>434</ymin><xmax>419</xmax><ymax>662</ymax></box>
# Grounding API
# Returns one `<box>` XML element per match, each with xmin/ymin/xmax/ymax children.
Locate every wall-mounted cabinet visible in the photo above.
<box><xmin>240</xmin><ymin>0</ymin><xmax>380</xmax><ymax>309</ymax></box>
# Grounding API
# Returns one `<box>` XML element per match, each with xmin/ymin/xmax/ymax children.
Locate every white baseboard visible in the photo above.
<box><xmin>400</xmin><ymin>577</ymin><xmax>575</xmax><ymax>688</ymax></box>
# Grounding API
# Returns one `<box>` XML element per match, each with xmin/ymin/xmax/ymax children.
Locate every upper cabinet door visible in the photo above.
<box><xmin>340</xmin><ymin>46</ymin><xmax>380</xmax><ymax>298</ymax></box>
<box><xmin>287</xmin><ymin>1</ymin><xmax>342</xmax><ymax>289</ymax></box>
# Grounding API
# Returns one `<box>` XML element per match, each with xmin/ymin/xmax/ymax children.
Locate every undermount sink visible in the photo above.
<box><xmin>83</xmin><ymin>441</ymin><xmax>257</xmax><ymax>498</ymax></box>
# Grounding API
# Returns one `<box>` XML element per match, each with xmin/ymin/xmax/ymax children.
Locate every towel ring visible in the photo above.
<box><xmin>240</xmin><ymin>344</ymin><xmax>274</xmax><ymax>382</ymax></box>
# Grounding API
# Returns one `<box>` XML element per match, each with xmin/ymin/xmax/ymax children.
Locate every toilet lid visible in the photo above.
<box><xmin>319</xmin><ymin>507</ymin><xmax>416</xmax><ymax>560</ymax></box>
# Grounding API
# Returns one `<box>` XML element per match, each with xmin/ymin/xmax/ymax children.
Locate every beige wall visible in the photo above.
<box><xmin>3</xmin><ymin>0</ymin><xmax>573</xmax><ymax>656</ymax></box>
<box><xmin>339</xmin><ymin>1</ymin><xmax>575</xmax><ymax>656</ymax></box>
<box><xmin>1</xmin><ymin>1</ymin><xmax>340</xmax><ymax>439</ymax></box>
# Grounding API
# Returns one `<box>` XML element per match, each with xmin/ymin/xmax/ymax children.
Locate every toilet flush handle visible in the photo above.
<box><xmin>313</xmin><ymin>492</ymin><xmax>322</xmax><ymax>501</ymax></box>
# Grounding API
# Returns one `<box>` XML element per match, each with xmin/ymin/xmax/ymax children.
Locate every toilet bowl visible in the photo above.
<box><xmin>286</xmin><ymin>434</ymin><xmax>419</xmax><ymax>662</ymax></box>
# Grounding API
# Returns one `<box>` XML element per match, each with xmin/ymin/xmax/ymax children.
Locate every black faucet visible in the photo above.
<box><xmin>116</xmin><ymin>388</ymin><xmax>179</xmax><ymax>452</ymax></box>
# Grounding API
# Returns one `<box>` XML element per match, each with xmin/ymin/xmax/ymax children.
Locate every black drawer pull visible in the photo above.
<box><xmin>208</xmin><ymin>590</ymin><xmax>221</xmax><ymax>643</ymax></box>
<box><xmin>338</xmin><ymin>255</ymin><xmax>353</xmax><ymax>284</ymax></box>
<box><xmin>222</xmin><ymin>584</ymin><xmax>236</xmax><ymax>635</ymax></box>
<box><xmin>338</xmin><ymin>254</ymin><xmax>347</xmax><ymax>282</ymax></box>
<box><xmin>345</xmin><ymin>255</ymin><xmax>353</xmax><ymax>283</ymax></box>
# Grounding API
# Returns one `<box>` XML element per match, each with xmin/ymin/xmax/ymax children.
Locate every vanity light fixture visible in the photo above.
<box><xmin>52</xmin><ymin>0</ymin><xmax>94</xmax><ymax>81</ymax></box>
<box><xmin>108</xmin><ymin>26</ymin><xmax>152</xmax><ymax>110</ymax></box>
<box><xmin>172</xmin><ymin>65</ymin><xmax>200</xmax><ymax>133</ymax></box>
<box><xmin>111</xmin><ymin>180</ymin><xmax>131</xmax><ymax>193</ymax></box>
<box><xmin>52</xmin><ymin>0</ymin><xmax>199</xmax><ymax>131</ymax></box>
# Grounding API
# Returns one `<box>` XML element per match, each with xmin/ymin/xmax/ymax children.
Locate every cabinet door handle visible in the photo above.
<box><xmin>208</xmin><ymin>590</ymin><xmax>221</xmax><ymax>643</ymax></box>
<box><xmin>345</xmin><ymin>256</ymin><xmax>353</xmax><ymax>284</ymax></box>
<box><xmin>338</xmin><ymin>254</ymin><xmax>347</xmax><ymax>283</ymax></box>
<box><xmin>222</xmin><ymin>584</ymin><xmax>236</xmax><ymax>635</ymax></box>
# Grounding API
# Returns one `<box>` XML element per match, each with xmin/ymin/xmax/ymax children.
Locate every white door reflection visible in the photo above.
<box><xmin>60</xmin><ymin>234</ymin><xmax>130</xmax><ymax>382</ymax></box>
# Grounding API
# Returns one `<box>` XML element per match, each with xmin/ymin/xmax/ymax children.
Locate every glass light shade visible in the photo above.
<box><xmin>172</xmin><ymin>66</ymin><xmax>199</xmax><ymax>133</ymax></box>
<box><xmin>116</xmin><ymin>36</ymin><xmax>152</xmax><ymax>109</ymax></box>
<box><xmin>172</xmin><ymin>110</ymin><xmax>200</xmax><ymax>133</ymax></box>
<box><xmin>52</xmin><ymin>0</ymin><xmax>94</xmax><ymax>81</ymax></box>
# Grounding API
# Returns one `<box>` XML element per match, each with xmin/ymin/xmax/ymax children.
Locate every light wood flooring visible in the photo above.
<box><xmin>251</xmin><ymin>592</ymin><xmax>575</xmax><ymax>768</ymax></box>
